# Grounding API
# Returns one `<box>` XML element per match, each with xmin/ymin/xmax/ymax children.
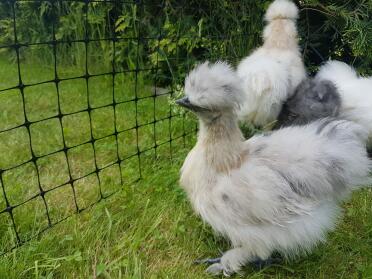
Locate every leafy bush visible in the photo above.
<box><xmin>298</xmin><ymin>0</ymin><xmax>372</xmax><ymax>74</ymax></box>
<box><xmin>0</xmin><ymin>0</ymin><xmax>370</xmax><ymax>80</ymax></box>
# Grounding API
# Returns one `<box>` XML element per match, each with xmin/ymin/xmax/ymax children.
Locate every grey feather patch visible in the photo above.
<box><xmin>316</xmin><ymin>118</ymin><xmax>335</xmax><ymax>135</ymax></box>
<box><xmin>222</xmin><ymin>85</ymin><xmax>233</xmax><ymax>94</ymax></box>
<box><xmin>267</xmin><ymin>165</ymin><xmax>314</xmax><ymax>198</ymax></box>
<box><xmin>275</xmin><ymin>79</ymin><xmax>341</xmax><ymax>129</ymax></box>
<box><xmin>277</xmin><ymin>170</ymin><xmax>312</xmax><ymax>198</ymax></box>
<box><xmin>325</xmin><ymin>158</ymin><xmax>347</xmax><ymax>192</ymax></box>
<box><xmin>252</xmin><ymin>144</ymin><xmax>268</xmax><ymax>155</ymax></box>
<box><xmin>222</xmin><ymin>194</ymin><xmax>230</xmax><ymax>202</ymax></box>
<box><xmin>316</xmin><ymin>119</ymin><xmax>348</xmax><ymax>138</ymax></box>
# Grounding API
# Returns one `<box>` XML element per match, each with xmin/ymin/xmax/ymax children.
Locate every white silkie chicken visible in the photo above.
<box><xmin>316</xmin><ymin>61</ymin><xmax>372</xmax><ymax>148</ymax></box>
<box><xmin>176</xmin><ymin>62</ymin><xmax>371</xmax><ymax>276</ymax></box>
<box><xmin>237</xmin><ymin>0</ymin><xmax>306</xmax><ymax>127</ymax></box>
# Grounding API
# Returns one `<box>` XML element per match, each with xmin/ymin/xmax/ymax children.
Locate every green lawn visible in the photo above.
<box><xmin>0</xmin><ymin>157</ymin><xmax>371</xmax><ymax>279</ymax></box>
<box><xmin>0</xmin><ymin>54</ymin><xmax>372</xmax><ymax>279</ymax></box>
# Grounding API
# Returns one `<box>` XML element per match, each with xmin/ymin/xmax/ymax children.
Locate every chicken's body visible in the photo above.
<box><xmin>177</xmin><ymin>62</ymin><xmax>371</xmax><ymax>276</ymax></box>
<box><xmin>181</xmin><ymin>118</ymin><xmax>370</xmax><ymax>275</ymax></box>
<box><xmin>237</xmin><ymin>0</ymin><xmax>306</xmax><ymax>127</ymax></box>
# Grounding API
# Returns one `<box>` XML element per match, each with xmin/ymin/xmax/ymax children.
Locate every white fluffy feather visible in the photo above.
<box><xmin>265</xmin><ymin>0</ymin><xmax>299</xmax><ymax>21</ymax></box>
<box><xmin>237</xmin><ymin>0</ymin><xmax>306</xmax><ymax>127</ymax></box>
<box><xmin>316</xmin><ymin>60</ymin><xmax>358</xmax><ymax>82</ymax></box>
<box><xmin>179</xmin><ymin>62</ymin><xmax>371</xmax><ymax>276</ymax></box>
<box><xmin>316</xmin><ymin>60</ymin><xmax>372</xmax><ymax>146</ymax></box>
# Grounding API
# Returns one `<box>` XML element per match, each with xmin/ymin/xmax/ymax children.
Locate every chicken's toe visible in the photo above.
<box><xmin>205</xmin><ymin>263</ymin><xmax>225</xmax><ymax>276</ymax></box>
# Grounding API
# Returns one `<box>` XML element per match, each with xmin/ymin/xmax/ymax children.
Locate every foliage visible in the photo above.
<box><xmin>0</xmin><ymin>0</ymin><xmax>265</xmax><ymax>86</ymax></box>
<box><xmin>113</xmin><ymin>0</ymin><xmax>265</xmax><ymax>86</ymax></box>
<box><xmin>298</xmin><ymin>0</ymin><xmax>372</xmax><ymax>74</ymax></box>
<box><xmin>0</xmin><ymin>0</ymin><xmax>372</xmax><ymax>79</ymax></box>
<box><xmin>0</xmin><ymin>0</ymin><xmax>371</xmax><ymax>78</ymax></box>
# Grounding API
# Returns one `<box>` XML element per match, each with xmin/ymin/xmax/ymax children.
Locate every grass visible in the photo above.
<box><xmin>0</xmin><ymin>155</ymin><xmax>371</xmax><ymax>279</ymax></box>
<box><xmin>0</xmin><ymin>53</ymin><xmax>372</xmax><ymax>279</ymax></box>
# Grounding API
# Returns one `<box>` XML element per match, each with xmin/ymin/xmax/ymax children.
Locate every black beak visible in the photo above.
<box><xmin>176</xmin><ymin>97</ymin><xmax>193</xmax><ymax>108</ymax></box>
<box><xmin>175</xmin><ymin>97</ymin><xmax>209</xmax><ymax>112</ymax></box>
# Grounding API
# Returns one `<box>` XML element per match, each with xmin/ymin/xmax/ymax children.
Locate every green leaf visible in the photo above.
<box><xmin>96</xmin><ymin>263</ymin><xmax>107</xmax><ymax>276</ymax></box>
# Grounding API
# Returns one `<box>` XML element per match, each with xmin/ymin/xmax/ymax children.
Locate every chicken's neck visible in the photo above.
<box><xmin>263</xmin><ymin>19</ymin><xmax>299</xmax><ymax>50</ymax></box>
<box><xmin>197</xmin><ymin>115</ymin><xmax>246</xmax><ymax>173</ymax></box>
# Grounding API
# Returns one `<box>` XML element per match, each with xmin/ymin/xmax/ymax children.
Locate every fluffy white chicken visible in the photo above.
<box><xmin>316</xmin><ymin>61</ymin><xmax>372</xmax><ymax>148</ymax></box>
<box><xmin>237</xmin><ymin>0</ymin><xmax>306</xmax><ymax>127</ymax></box>
<box><xmin>177</xmin><ymin>62</ymin><xmax>371</xmax><ymax>276</ymax></box>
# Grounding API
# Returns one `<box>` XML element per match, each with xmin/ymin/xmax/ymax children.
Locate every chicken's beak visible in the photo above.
<box><xmin>176</xmin><ymin>97</ymin><xmax>209</xmax><ymax>112</ymax></box>
<box><xmin>176</xmin><ymin>97</ymin><xmax>193</xmax><ymax>109</ymax></box>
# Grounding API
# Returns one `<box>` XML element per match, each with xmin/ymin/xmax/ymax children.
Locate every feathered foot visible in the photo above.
<box><xmin>194</xmin><ymin>257</ymin><xmax>230</xmax><ymax>277</ymax></box>
<box><xmin>202</xmin><ymin>247</ymin><xmax>268</xmax><ymax>276</ymax></box>
<box><xmin>196</xmin><ymin>248</ymin><xmax>280</xmax><ymax>276</ymax></box>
